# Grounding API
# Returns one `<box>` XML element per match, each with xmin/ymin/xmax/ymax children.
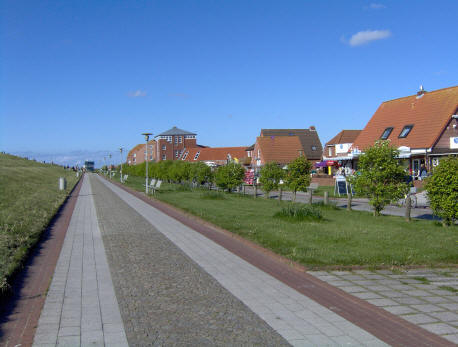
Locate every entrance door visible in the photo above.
<box><xmin>412</xmin><ymin>159</ymin><xmax>420</xmax><ymax>178</ymax></box>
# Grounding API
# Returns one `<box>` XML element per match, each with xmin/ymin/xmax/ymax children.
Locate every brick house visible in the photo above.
<box><xmin>352</xmin><ymin>85</ymin><xmax>458</xmax><ymax>179</ymax></box>
<box><xmin>126</xmin><ymin>140</ymin><xmax>156</xmax><ymax>165</ymax></box>
<box><xmin>182</xmin><ymin>147</ymin><xmax>248</xmax><ymax>167</ymax></box>
<box><xmin>155</xmin><ymin>126</ymin><xmax>199</xmax><ymax>161</ymax></box>
<box><xmin>251</xmin><ymin>127</ymin><xmax>323</xmax><ymax>172</ymax></box>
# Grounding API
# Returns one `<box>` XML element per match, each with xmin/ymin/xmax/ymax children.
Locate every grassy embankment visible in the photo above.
<box><xmin>117</xmin><ymin>174</ymin><xmax>457</xmax><ymax>270</ymax></box>
<box><xmin>0</xmin><ymin>154</ymin><xmax>79</xmax><ymax>291</ymax></box>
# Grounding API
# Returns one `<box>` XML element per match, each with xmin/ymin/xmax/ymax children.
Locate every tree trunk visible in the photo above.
<box><xmin>293</xmin><ymin>191</ymin><xmax>297</xmax><ymax>202</ymax></box>
<box><xmin>347</xmin><ymin>192</ymin><xmax>352</xmax><ymax>211</ymax></box>
<box><xmin>405</xmin><ymin>195</ymin><xmax>411</xmax><ymax>222</ymax></box>
<box><xmin>243</xmin><ymin>185</ymin><xmax>246</xmax><ymax>195</ymax></box>
<box><xmin>254</xmin><ymin>184</ymin><xmax>257</xmax><ymax>198</ymax></box>
<box><xmin>324</xmin><ymin>191</ymin><xmax>329</xmax><ymax>205</ymax></box>
<box><xmin>279</xmin><ymin>187</ymin><xmax>283</xmax><ymax>201</ymax></box>
<box><xmin>308</xmin><ymin>190</ymin><xmax>313</xmax><ymax>204</ymax></box>
<box><xmin>265</xmin><ymin>190</ymin><xmax>269</xmax><ymax>199</ymax></box>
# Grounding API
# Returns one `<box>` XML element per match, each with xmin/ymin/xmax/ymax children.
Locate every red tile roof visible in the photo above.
<box><xmin>353</xmin><ymin>86</ymin><xmax>458</xmax><ymax>150</ymax></box>
<box><xmin>326</xmin><ymin>130</ymin><xmax>361</xmax><ymax>146</ymax></box>
<box><xmin>256</xmin><ymin>136</ymin><xmax>304</xmax><ymax>164</ymax></box>
<box><xmin>183</xmin><ymin>147</ymin><xmax>248</xmax><ymax>162</ymax></box>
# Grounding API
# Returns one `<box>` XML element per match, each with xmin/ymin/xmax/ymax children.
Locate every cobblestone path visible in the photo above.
<box><xmin>90</xmin><ymin>174</ymin><xmax>289</xmax><ymax>346</ymax></box>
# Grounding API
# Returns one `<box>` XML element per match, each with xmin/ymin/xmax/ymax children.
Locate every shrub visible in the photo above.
<box><xmin>259</xmin><ymin>162</ymin><xmax>284</xmax><ymax>198</ymax></box>
<box><xmin>215</xmin><ymin>163</ymin><xmax>245</xmax><ymax>192</ymax></box>
<box><xmin>191</xmin><ymin>162</ymin><xmax>214</xmax><ymax>185</ymax></box>
<box><xmin>349</xmin><ymin>141</ymin><xmax>408</xmax><ymax>216</ymax></box>
<box><xmin>274</xmin><ymin>204</ymin><xmax>322</xmax><ymax>221</ymax></box>
<box><xmin>425</xmin><ymin>156</ymin><xmax>458</xmax><ymax>226</ymax></box>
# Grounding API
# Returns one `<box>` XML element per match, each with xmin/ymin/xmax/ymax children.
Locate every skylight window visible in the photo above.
<box><xmin>311</xmin><ymin>146</ymin><xmax>317</xmax><ymax>151</ymax></box>
<box><xmin>380</xmin><ymin>127</ymin><xmax>393</xmax><ymax>140</ymax></box>
<box><xmin>398</xmin><ymin>125</ymin><xmax>413</xmax><ymax>138</ymax></box>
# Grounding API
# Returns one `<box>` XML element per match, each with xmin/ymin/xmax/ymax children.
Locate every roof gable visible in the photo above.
<box><xmin>326</xmin><ymin>130</ymin><xmax>361</xmax><ymax>146</ymax></box>
<box><xmin>353</xmin><ymin>86</ymin><xmax>458</xmax><ymax>150</ymax></box>
<box><xmin>260</xmin><ymin>128</ymin><xmax>323</xmax><ymax>159</ymax></box>
<box><xmin>156</xmin><ymin>126</ymin><xmax>196</xmax><ymax>137</ymax></box>
<box><xmin>256</xmin><ymin>136</ymin><xmax>304</xmax><ymax>164</ymax></box>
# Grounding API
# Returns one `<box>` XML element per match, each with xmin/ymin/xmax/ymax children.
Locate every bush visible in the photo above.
<box><xmin>200</xmin><ymin>191</ymin><xmax>226</xmax><ymax>200</ymax></box>
<box><xmin>215</xmin><ymin>163</ymin><xmax>245</xmax><ymax>192</ymax></box>
<box><xmin>191</xmin><ymin>162</ymin><xmax>214</xmax><ymax>185</ymax></box>
<box><xmin>274</xmin><ymin>203</ymin><xmax>322</xmax><ymax>221</ymax></box>
<box><xmin>425</xmin><ymin>156</ymin><xmax>458</xmax><ymax>226</ymax></box>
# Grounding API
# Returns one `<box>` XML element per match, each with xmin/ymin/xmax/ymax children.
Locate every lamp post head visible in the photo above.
<box><xmin>142</xmin><ymin>132</ymin><xmax>152</xmax><ymax>142</ymax></box>
<box><xmin>119</xmin><ymin>147</ymin><xmax>123</xmax><ymax>153</ymax></box>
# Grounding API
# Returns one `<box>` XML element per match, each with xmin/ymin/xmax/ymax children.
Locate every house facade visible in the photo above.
<box><xmin>126</xmin><ymin>140</ymin><xmax>156</xmax><ymax>165</ymax></box>
<box><xmin>182</xmin><ymin>146</ymin><xmax>248</xmax><ymax>167</ymax></box>
<box><xmin>155</xmin><ymin>126</ymin><xmax>199</xmax><ymax>161</ymax></box>
<box><xmin>351</xmin><ymin>85</ymin><xmax>458</xmax><ymax>179</ymax></box>
<box><xmin>321</xmin><ymin>130</ymin><xmax>361</xmax><ymax>175</ymax></box>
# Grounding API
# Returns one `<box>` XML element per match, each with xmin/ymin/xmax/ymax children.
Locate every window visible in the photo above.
<box><xmin>328</xmin><ymin>147</ymin><xmax>332</xmax><ymax>156</ymax></box>
<box><xmin>162</xmin><ymin>145</ymin><xmax>166</xmax><ymax>151</ymax></box>
<box><xmin>179</xmin><ymin>136</ymin><xmax>182</xmax><ymax>143</ymax></box>
<box><xmin>133</xmin><ymin>153</ymin><xmax>136</xmax><ymax>158</ymax></box>
<box><xmin>175</xmin><ymin>150</ymin><xmax>179</xmax><ymax>158</ymax></box>
<box><xmin>175</xmin><ymin>136</ymin><xmax>178</xmax><ymax>144</ymax></box>
<box><xmin>182</xmin><ymin>151</ymin><xmax>189</xmax><ymax>160</ymax></box>
<box><xmin>185</xmin><ymin>135</ymin><xmax>196</xmax><ymax>139</ymax></box>
<box><xmin>193</xmin><ymin>151</ymin><xmax>200</xmax><ymax>160</ymax></box>
<box><xmin>398</xmin><ymin>125</ymin><xmax>414</xmax><ymax>138</ymax></box>
<box><xmin>167</xmin><ymin>136</ymin><xmax>172</xmax><ymax>142</ymax></box>
<box><xmin>162</xmin><ymin>154</ymin><xmax>166</xmax><ymax>160</ymax></box>
<box><xmin>380</xmin><ymin>127</ymin><xmax>393</xmax><ymax>140</ymax></box>
<box><xmin>298</xmin><ymin>150</ymin><xmax>304</xmax><ymax>156</ymax></box>
<box><xmin>311</xmin><ymin>146</ymin><xmax>317</xmax><ymax>151</ymax></box>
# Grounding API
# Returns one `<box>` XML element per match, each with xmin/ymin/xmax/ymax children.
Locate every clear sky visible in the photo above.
<box><xmin>1</xmin><ymin>0</ymin><xmax>457</xmax><ymax>165</ymax></box>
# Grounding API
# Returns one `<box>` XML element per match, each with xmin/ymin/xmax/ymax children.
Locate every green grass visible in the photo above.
<box><xmin>119</xmin><ymin>174</ymin><xmax>458</xmax><ymax>269</ymax></box>
<box><xmin>0</xmin><ymin>154</ymin><xmax>79</xmax><ymax>291</ymax></box>
<box><xmin>413</xmin><ymin>276</ymin><xmax>431</xmax><ymax>284</ymax></box>
<box><xmin>438</xmin><ymin>286</ymin><xmax>458</xmax><ymax>293</ymax></box>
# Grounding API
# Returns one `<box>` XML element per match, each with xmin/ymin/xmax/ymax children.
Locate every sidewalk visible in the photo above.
<box><xmin>32</xmin><ymin>175</ymin><xmax>128</xmax><ymax>346</ymax></box>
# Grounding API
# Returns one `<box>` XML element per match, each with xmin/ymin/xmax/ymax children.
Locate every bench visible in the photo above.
<box><xmin>151</xmin><ymin>180</ymin><xmax>162</xmax><ymax>195</ymax></box>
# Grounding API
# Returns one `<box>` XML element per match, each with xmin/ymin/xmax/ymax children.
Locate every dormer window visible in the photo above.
<box><xmin>194</xmin><ymin>151</ymin><xmax>200</xmax><ymax>160</ymax></box>
<box><xmin>380</xmin><ymin>127</ymin><xmax>393</xmax><ymax>140</ymax></box>
<box><xmin>311</xmin><ymin>146</ymin><xmax>317</xmax><ymax>151</ymax></box>
<box><xmin>398</xmin><ymin>125</ymin><xmax>413</xmax><ymax>138</ymax></box>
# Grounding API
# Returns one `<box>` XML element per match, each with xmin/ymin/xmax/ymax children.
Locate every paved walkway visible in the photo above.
<box><xmin>32</xmin><ymin>174</ymin><xmax>455</xmax><ymax>346</ymax></box>
<box><xmin>33</xmin><ymin>175</ymin><xmax>128</xmax><ymax>346</ymax></box>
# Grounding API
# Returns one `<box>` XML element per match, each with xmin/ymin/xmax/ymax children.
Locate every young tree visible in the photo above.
<box><xmin>284</xmin><ymin>156</ymin><xmax>312</xmax><ymax>202</ymax></box>
<box><xmin>349</xmin><ymin>141</ymin><xmax>408</xmax><ymax>216</ymax></box>
<box><xmin>259</xmin><ymin>162</ymin><xmax>284</xmax><ymax>199</ymax></box>
<box><xmin>425</xmin><ymin>156</ymin><xmax>458</xmax><ymax>226</ymax></box>
<box><xmin>215</xmin><ymin>162</ymin><xmax>244</xmax><ymax>192</ymax></box>
<box><xmin>191</xmin><ymin>162</ymin><xmax>214</xmax><ymax>186</ymax></box>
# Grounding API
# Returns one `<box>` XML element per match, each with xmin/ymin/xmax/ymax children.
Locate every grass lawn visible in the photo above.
<box><xmin>0</xmin><ymin>154</ymin><xmax>79</xmax><ymax>291</ymax></box>
<box><xmin>119</xmin><ymin>174</ymin><xmax>457</xmax><ymax>269</ymax></box>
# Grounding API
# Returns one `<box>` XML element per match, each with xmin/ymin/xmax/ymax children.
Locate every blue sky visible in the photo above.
<box><xmin>1</xmin><ymin>0</ymin><xmax>457</xmax><ymax>165</ymax></box>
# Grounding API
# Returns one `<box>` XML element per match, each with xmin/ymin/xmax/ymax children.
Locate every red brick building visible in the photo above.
<box><xmin>126</xmin><ymin>140</ymin><xmax>156</xmax><ymax>165</ymax></box>
<box><xmin>155</xmin><ymin>126</ymin><xmax>199</xmax><ymax>161</ymax></box>
<box><xmin>182</xmin><ymin>147</ymin><xmax>248</xmax><ymax>167</ymax></box>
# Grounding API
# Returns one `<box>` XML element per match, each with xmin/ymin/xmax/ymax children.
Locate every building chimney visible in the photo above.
<box><xmin>309</xmin><ymin>126</ymin><xmax>316</xmax><ymax>131</ymax></box>
<box><xmin>416</xmin><ymin>85</ymin><xmax>426</xmax><ymax>98</ymax></box>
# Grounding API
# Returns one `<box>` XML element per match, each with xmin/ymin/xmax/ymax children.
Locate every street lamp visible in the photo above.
<box><xmin>119</xmin><ymin>147</ymin><xmax>124</xmax><ymax>183</ymax></box>
<box><xmin>142</xmin><ymin>132</ymin><xmax>152</xmax><ymax>194</ymax></box>
<box><xmin>109</xmin><ymin>154</ymin><xmax>112</xmax><ymax>178</ymax></box>
<box><xmin>103</xmin><ymin>156</ymin><xmax>107</xmax><ymax>175</ymax></box>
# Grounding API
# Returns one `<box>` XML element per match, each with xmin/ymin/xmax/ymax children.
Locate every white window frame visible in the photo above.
<box><xmin>194</xmin><ymin>151</ymin><xmax>200</xmax><ymax>160</ymax></box>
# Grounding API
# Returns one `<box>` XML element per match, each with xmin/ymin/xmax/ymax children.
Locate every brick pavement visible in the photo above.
<box><xmin>309</xmin><ymin>269</ymin><xmax>458</xmax><ymax>344</ymax></box>
<box><xmin>32</xmin><ymin>175</ymin><xmax>128</xmax><ymax>347</ymax></box>
<box><xmin>97</xmin><ymin>175</ymin><xmax>391</xmax><ymax>346</ymax></box>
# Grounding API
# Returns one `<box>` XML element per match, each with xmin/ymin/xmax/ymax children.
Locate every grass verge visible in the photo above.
<box><xmin>118</xmin><ymin>174</ymin><xmax>457</xmax><ymax>269</ymax></box>
<box><xmin>0</xmin><ymin>154</ymin><xmax>79</xmax><ymax>291</ymax></box>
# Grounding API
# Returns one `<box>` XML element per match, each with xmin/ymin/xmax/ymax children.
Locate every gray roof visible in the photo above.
<box><xmin>156</xmin><ymin>126</ymin><xmax>196</xmax><ymax>137</ymax></box>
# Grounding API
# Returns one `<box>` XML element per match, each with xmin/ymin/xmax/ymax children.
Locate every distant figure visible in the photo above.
<box><xmin>419</xmin><ymin>164</ymin><xmax>428</xmax><ymax>180</ymax></box>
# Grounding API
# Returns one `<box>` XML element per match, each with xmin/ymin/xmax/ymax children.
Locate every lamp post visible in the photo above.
<box><xmin>109</xmin><ymin>154</ymin><xmax>112</xmax><ymax>178</ymax></box>
<box><xmin>119</xmin><ymin>147</ymin><xmax>124</xmax><ymax>183</ymax></box>
<box><xmin>103</xmin><ymin>156</ymin><xmax>107</xmax><ymax>175</ymax></box>
<box><xmin>142</xmin><ymin>132</ymin><xmax>152</xmax><ymax>194</ymax></box>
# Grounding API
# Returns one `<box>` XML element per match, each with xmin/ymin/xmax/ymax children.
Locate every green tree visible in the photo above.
<box><xmin>349</xmin><ymin>141</ymin><xmax>408</xmax><ymax>216</ymax></box>
<box><xmin>284</xmin><ymin>156</ymin><xmax>312</xmax><ymax>202</ymax></box>
<box><xmin>259</xmin><ymin>162</ymin><xmax>284</xmax><ymax>198</ymax></box>
<box><xmin>215</xmin><ymin>163</ymin><xmax>245</xmax><ymax>192</ymax></box>
<box><xmin>425</xmin><ymin>156</ymin><xmax>458</xmax><ymax>226</ymax></box>
<box><xmin>191</xmin><ymin>162</ymin><xmax>214</xmax><ymax>185</ymax></box>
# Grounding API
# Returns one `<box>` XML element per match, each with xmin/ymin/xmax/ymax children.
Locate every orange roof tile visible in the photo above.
<box><xmin>184</xmin><ymin>147</ymin><xmax>248</xmax><ymax>162</ymax></box>
<box><xmin>326</xmin><ymin>130</ymin><xmax>361</xmax><ymax>146</ymax></box>
<box><xmin>256</xmin><ymin>136</ymin><xmax>304</xmax><ymax>164</ymax></box>
<box><xmin>353</xmin><ymin>86</ymin><xmax>458</xmax><ymax>150</ymax></box>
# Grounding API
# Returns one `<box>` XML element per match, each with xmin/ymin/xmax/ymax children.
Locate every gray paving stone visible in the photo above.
<box><xmin>422</xmin><ymin>296</ymin><xmax>452</xmax><ymax>304</ymax></box>
<box><xmin>352</xmin><ymin>291</ymin><xmax>383</xmax><ymax>300</ymax></box>
<box><xmin>429</xmin><ymin>311</ymin><xmax>458</xmax><ymax>322</ymax></box>
<box><xmin>339</xmin><ymin>286</ymin><xmax>367</xmax><ymax>293</ymax></box>
<box><xmin>402</xmin><ymin>313</ymin><xmax>438</xmax><ymax>324</ymax></box>
<box><xmin>377</xmin><ymin>290</ymin><xmax>408</xmax><ymax>298</ymax></box>
<box><xmin>401</xmin><ymin>290</ymin><xmax>433</xmax><ymax>297</ymax></box>
<box><xmin>389</xmin><ymin>284</ymin><xmax>413</xmax><ymax>291</ymax></box>
<box><xmin>439</xmin><ymin>303</ymin><xmax>458</xmax><ymax>311</ymax></box>
<box><xmin>383</xmin><ymin>305</ymin><xmax>418</xmax><ymax>315</ymax></box>
<box><xmin>420</xmin><ymin>323</ymin><xmax>458</xmax><ymax>335</ymax></box>
<box><xmin>56</xmin><ymin>335</ymin><xmax>80</xmax><ymax>346</ymax></box>
<box><xmin>409</xmin><ymin>304</ymin><xmax>444</xmax><ymax>313</ymax></box>
<box><xmin>367</xmin><ymin>298</ymin><xmax>399</xmax><ymax>307</ymax></box>
<box><xmin>393</xmin><ymin>297</ymin><xmax>426</xmax><ymax>305</ymax></box>
<box><xmin>443</xmin><ymin>334</ymin><xmax>458</xmax><ymax>344</ymax></box>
